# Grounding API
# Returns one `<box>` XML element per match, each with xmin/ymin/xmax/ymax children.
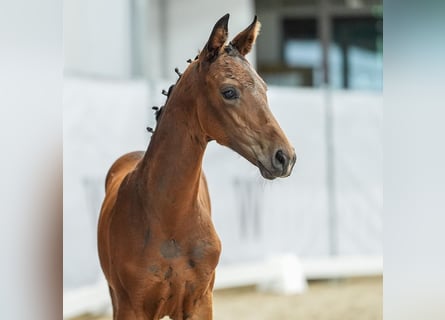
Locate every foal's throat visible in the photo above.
<box><xmin>139</xmin><ymin>99</ymin><xmax>208</xmax><ymax>212</ymax></box>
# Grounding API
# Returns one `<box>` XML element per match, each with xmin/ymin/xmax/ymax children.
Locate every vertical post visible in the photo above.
<box><xmin>159</xmin><ymin>0</ymin><xmax>168</xmax><ymax>79</ymax></box>
<box><xmin>129</xmin><ymin>0</ymin><xmax>145</xmax><ymax>77</ymax></box>
<box><xmin>320</xmin><ymin>0</ymin><xmax>330</xmax><ymax>86</ymax></box>
<box><xmin>341</xmin><ymin>41</ymin><xmax>350</xmax><ymax>89</ymax></box>
<box><xmin>319</xmin><ymin>0</ymin><xmax>338</xmax><ymax>256</ymax></box>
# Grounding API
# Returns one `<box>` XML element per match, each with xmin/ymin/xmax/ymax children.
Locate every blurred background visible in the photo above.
<box><xmin>63</xmin><ymin>0</ymin><xmax>382</xmax><ymax>319</ymax></box>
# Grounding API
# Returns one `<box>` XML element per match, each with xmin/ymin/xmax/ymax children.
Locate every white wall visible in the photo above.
<box><xmin>63</xmin><ymin>0</ymin><xmax>133</xmax><ymax>78</ymax></box>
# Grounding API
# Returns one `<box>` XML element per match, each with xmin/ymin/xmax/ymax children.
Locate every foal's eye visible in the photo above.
<box><xmin>221</xmin><ymin>88</ymin><xmax>238</xmax><ymax>100</ymax></box>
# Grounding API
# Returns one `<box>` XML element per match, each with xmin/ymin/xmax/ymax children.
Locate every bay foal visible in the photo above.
<box><xmin>98</xmin><ymin>14</ymin><xmax>296</xmax><ymax>320</ymax></box>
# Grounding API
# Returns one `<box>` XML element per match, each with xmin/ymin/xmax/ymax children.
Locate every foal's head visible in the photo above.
<box><xmin>194</xmin><ymin>14</ymin><xmax>296</xmax><ymax>180</ymax></box>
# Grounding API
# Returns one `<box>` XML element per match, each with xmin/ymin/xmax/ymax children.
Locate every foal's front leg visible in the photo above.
<box><xmin>113</xmin><ymin>292</ymin><xmax>146</xmax><ymax>320</ymax></box>
<box><xmin>113</xmin><ymin>302</ymin><xmax>140</xmax><ymax>320</ymax></box>
<box><xmin>189</xmin><ymin>273</ymin><xmax>217</xmax><ymax>320</ymax></box>
<box><xmin>188</xmin><ymin>290</ymin><xmax>214</xmax><ymax>320</ymax></box>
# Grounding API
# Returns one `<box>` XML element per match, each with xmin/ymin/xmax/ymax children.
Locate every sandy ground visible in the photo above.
<box><xmin>71</xmin><ymin>276</ymin><xmax>382</xmax><ymax>320</ymax></box>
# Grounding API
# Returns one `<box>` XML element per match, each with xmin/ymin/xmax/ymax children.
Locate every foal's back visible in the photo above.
<box><xmin>104</xmin><ymin>151</ymin><xmax>144</xmax><ymax>193</ymax></box>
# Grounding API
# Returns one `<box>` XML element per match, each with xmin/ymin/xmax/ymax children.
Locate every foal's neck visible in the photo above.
<box><xmin>139</xmin><ymin>75</ymin><xmax>208</xmax><ymax>220</ymax></box>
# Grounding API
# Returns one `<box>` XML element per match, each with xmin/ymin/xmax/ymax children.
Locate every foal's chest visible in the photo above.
<box><xmin>141</xmin><ymin>236</ymin><xmax>221</xmax><ymax>317</ymax></box>
<box><xmin>145</xmin><ymin>236</ymin><xmax>221</xmax><ymax>284</ymax></box>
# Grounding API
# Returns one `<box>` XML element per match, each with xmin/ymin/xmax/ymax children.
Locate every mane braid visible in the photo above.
<box><xmin>146</xmin><ymin>66</ymin><xmax>184</xmax><ymax>134</ymax></box>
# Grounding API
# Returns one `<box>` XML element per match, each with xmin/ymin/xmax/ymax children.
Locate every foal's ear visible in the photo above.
<box><xmin>200</xmin><ymin>13</ymin><xmax>229</xmax><ymax>63</ymax></box>
<box><xmin>231</xmin><ymin>16</ymin><xmax>261</xmax><ymax>56</ymax></box>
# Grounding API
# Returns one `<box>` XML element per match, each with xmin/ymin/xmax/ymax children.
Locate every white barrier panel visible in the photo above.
<box><xmin>302</xmin><ymin>255</ymin><xmax>383</xmax><ymax>279</ymax></box>
<box><xmin>215</xmin><ymin>254</ymin><xmax>307</xmax><ymax>294</ymax></box>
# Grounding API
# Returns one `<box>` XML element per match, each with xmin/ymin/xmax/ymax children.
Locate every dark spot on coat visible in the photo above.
<box><xmin>143</xmin><ymin>229</ymin><xmax>151</xmax><ymax>248</ymax></box>
<box><xmin>191</xmin><ymin>240</ymin><xmax>214</xmax><ymax>259</ymax></box>
<box><xmin>188</xmin><ymin>259</ymin><xmax>196</xmax><ymax>268</ymax></box>
<box><xmin>160</xmin><ymin>239</ymin><xmax>181</xmax><ymax>259</ymax></box>
<box><xmin>148</xmin><ymin>265</ymin><xmax>159</xmax><ymax>274</ymax></box>
<box><xmin>164</xmin><ymin>266</ymin><xmax>173</xmax><ymax>280</ymax></box>
<box><xmin>185</xmin><ymin>281</ymin><xmax>195</xmax><ymax>293</ymax></box>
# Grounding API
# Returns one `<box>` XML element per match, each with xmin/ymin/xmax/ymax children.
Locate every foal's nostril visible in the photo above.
<box><xmin>275</xmin><ymin>150</ymin><xmax>286</xmax><ymax>166</ymax></box>
<box><xmin>273</xmin><ymin>150</ymin><xmax>289</xmax><ymax>175</ymax></box>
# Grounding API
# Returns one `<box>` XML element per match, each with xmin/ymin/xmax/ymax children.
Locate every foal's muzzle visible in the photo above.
<box><xmin>259</xmin><ymin>149</ymin><xmax>296</xmax><ymax>180</ymax></box>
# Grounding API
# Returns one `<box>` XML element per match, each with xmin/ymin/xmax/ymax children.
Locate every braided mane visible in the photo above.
<box><xmin>146</xmin><ymin>56</ymin><xmax>199</xmax><ymax>134</ymax></box>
